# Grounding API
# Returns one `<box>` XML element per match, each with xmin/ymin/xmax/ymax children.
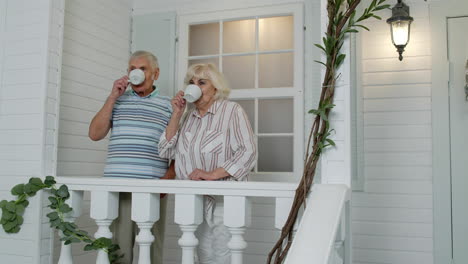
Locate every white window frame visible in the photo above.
<box><xmin>177</xmin><ymin>3</ymin><xmax>304</xmax><ymax>182</ymax></box>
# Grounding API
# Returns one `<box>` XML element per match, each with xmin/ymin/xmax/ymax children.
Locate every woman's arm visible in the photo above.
<box><xmin>220</xmin><ymin>105</ymin><xmax>257</xmax><ymax>180</ymax></box>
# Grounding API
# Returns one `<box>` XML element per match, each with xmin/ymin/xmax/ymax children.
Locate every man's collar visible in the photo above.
<box><xmin>131</xmin><ymin>86</ymin><xmax>158</xmax><ymax>98</ymax></box>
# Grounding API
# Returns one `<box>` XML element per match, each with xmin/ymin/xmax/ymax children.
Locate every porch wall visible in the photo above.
<box><xmin>52</xmin><ymin>0</ymin><xmax>132</xmax><ymax>262</ymax></box>
<box><xmin>0</xmin><ymin>0</ymin><xmax>68</xmax><ymax>263</ymax></box>
<box><xmin>353</xmin><ymin>1</ymin><xmax>433</xmax><ymax>263</ymax></box>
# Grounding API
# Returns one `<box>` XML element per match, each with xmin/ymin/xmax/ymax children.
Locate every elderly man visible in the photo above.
<box><xmin>89</xmin><ymin>50</ymin><xmax>173</xmax><ymax>264</ymax></box>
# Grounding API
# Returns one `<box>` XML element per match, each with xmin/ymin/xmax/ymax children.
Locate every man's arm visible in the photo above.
<box><xmin>89</xmin><ymin>76</ymin><xmax>129</xmax><ymax>141</ymax></box>
<box><xmin>161</xmin><ymin>162</ymin><xmax>176</xmax><ymax>180</ymax></box>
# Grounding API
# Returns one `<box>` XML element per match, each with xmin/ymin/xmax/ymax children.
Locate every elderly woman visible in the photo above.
<box><xmin>159</xmin><ymin>63</ymin><xmax>257</xmax><ymax>263</ymax></box>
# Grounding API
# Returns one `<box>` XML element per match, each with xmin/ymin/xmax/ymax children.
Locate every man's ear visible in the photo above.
<box><xmin>153</xmin><ymin>68</ymin><xmax>160</xmax><ymax>81</ymax></box>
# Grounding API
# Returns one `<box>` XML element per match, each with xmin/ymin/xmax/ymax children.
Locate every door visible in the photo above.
<box><xmin>448</xmin><ymin>16</ymin><xmax>468</xmax><ymax>264</ymax></box>
<box><xmin>131</xmin><ymin>12</ymin><xmax>177</xmax><ymax>97</ymax></box>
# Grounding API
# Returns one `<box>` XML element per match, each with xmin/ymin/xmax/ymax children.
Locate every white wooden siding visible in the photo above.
<box><xmin>0</xmin><ymin>0</ymin><xmax>58</xmax><ymax>263</ymax></box>
<box><xmin>56</xmin><ymin>0</ymin><xmax>131</xmax><ymax>177</ymax></box>
<box><xmin>53</xmin><ymin>0</ymin><xmax>132</xmax><ymax>262</ymax></box>
<box><xmin>353</xmin><ymin>1</ymin><xmax>433</xmax><ymax>264</ymax></box>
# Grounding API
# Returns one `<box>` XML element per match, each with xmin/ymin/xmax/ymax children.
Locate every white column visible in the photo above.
<box><xmin>224</xmin><ymin>196</ymin><xmax>251</xmax><ymax>264</ymax></box>
<box><xmin>131</xmin><ymin>192</ymin><xmax>160</xmax><ymax>264</ymax></box>
<box><xmin>58</xmin><ymin>190</ymin><xmax>84</xmax><ymax>264</ymax></box>
<box><xmin>90</xmin><ymin>191</ymin><xmax>119</xmax><ymax>264</ymax></box>
<box><xmin>175</xmin><ymin>194</ymin><xmax>203</xmax><ymax>264</ymax></box>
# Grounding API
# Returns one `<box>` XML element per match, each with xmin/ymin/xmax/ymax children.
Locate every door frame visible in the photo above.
<box><xmin>431</xmin><ymin>1</ymin><xmax>468</xmax><ymax>263</ymax></box>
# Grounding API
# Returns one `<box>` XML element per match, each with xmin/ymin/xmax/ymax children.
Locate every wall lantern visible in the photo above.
<box><xmin>386</xmin><ymin>0</ymin><xmax>413</xmax><ymax>61</ymax></box>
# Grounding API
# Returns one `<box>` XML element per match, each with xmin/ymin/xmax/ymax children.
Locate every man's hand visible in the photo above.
<box><xmin>109</xmin><ymin>76</ymin><xmax>129</xmax><ymax>101</ymax></box>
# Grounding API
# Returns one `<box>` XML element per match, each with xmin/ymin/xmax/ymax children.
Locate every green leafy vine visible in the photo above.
<box><xmin>0</xmin><ymin>176</ymin><xmax>122</xmax><ymax>263</ymax></box>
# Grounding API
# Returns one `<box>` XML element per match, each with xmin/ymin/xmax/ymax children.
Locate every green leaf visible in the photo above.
<box><xmin>96</xmin><ymin>237</ymin><xmax>113</xmax><ymax>248</ymax></box>
<box><xmin>59</xmin><ymin>204</ymin><xmax>72</xmax><ymax>214</ymax></box>
<box><xmin>16</xmin><ymin>215</ymin><xmax>24</xmax><ymax>225</ymax></box>
<box><xmin>2</xmin><ymin>211</ymin><xmax>13</xmax><ymax>221</ymax></box>
<box><xmin>314</xmin><ymin>44</ymin><xmax>326</xmax><ymax>53</ymax></box>
<box><xmin>48</xmin><ymin>196</ymin><xmax>58</xmax><ymax>205</ymax></box>
<box><xmin>314</xmin><ymin>60</ymin><xmax>328</xmax><ymax>68</ymax></box>
<box><xmin>44</xmin><ymin>176</ymin><xmax>56</xmax><ymax>187</ymax></box>
<box><xmin>29</xmin><ymin>177</ymin><xmax>43</xmax><ymax>187</ymax></box>
<box><xmin>18</xmin><ymin>200</ymin><xmax>29</xmax><ymax>208</ymax></box>
<box><xmin>15</xmin><ymin>204</ymin><xmax>25</xmax><ymax>215</ymax></box>
<box><xmin>11</xmin><ymin>184</ymin><xmax>25</xmax><ymax>196</ymax></box>
<box><xmin>84</xmin><ymin>245</ymin><xmax>95</xmax><ymax>251</ymax></box>
<box><xmin>3</xmin><ymin>220</ymin><xmax>17</xmax><ymax>232</ymax></box>
<box><xmin>5</xmin><ymin>202</ymin><xmax>16</xmax><ymax>213</ymax></box>
<box><xmin>336</xmin><ymin>54</ymin><xmax>346</xmax><ymax>67</ymax></box>
<box><xmin>0</xmin><ymin>200</ymin><xmax>7</xmax><ymax>209</ymax></box>
<box><xmin>57</xmin><ymin>185</ymin><xmax>69</xmax><ymax>199</ymax></box>
<box><xmin>9</xmin><ymin>226</ymin><xmax>20</xmax><ymax>233</ymax></box>
<box><xmin>23</xmin><ymin>184</ymin><xmax>36</xmax><ymax>196</ymax></box>
<box><xmin>355</xmin><ymin>24</ymin><xmax>370</xmax><ymax>31</ymax></box>
<box><xmin>325</xmin><ymin>138</ymin><xmax>336</xmax><ymax>147</ymax></box>
<box><xmin>46</xmin><ymin>212</ymin><xmax>59</xmax><ymax>220</ymax></box>
<box><xmin>372</xmin><ymin>14</ymin><xmax>382</xmax><ymax>20</ymax></box>
<box><xmin>374</xmin><ymin>4</ymin><xmax>390</xmax><ymax>11</ymax></box>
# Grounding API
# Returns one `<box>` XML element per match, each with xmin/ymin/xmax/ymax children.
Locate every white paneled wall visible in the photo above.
<box><xmin>53</xmin><ymin>0</ymin><xmax>132</xmax><ymax>262</ymax></box>
<box><xmin>57</xmin><ymin>0</ymin><xmax>131</xmax><ymax>177</ymax></box>
<box><xmin>0</xmin><ymin>0</ymin><xmax>60</xmax><ymax>263</ymax></box>
<box><xmin>353</xmin><ymin>1</ymin><xmax>433</xmax><ymax>264</ymax></box>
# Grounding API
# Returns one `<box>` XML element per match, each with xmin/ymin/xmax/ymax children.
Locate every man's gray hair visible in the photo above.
<box><xmin>129</xmin><ymin>50</ymin><xmax>159</xmax><ymax>70</ymax></box>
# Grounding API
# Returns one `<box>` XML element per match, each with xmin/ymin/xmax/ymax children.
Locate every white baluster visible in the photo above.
<box><xmin>58</xmin><ymin>190</ymin><xmax>84</xmax><ymax>264</ymax></box>
<box><xmin>174</xmin><ymin>194</ymin><xmax>203</xmax><ymax>264</ymax></box>
<box><xmin>131</xmin><ymin>193</ymin><xmax>160</xmax><ymax>264</ymax></box>
<box><xmin>224</xmin><ymin>196</ymin><xmax>251</xmax><ymax>264</ymax></box>
<box><xmin>90</xmin><ymin>191</ymin><xmax>119</xmax><ymax>264</ymax></box>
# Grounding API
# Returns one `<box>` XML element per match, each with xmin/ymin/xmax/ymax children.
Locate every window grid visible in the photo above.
<box><xmin>186</xmin><ymin>14</ymin><xmax>299</xmax><ymax>175</ymax></box>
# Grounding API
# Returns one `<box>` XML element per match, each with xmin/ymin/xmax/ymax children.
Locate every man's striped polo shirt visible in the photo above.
<box><xmin>104</xmin><ymin>87</ymin><xmax>172</xmax><ymax>179</ymax></box>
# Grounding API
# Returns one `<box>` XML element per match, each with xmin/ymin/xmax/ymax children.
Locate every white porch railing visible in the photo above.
<box><xmin>56</xmin><ymin>177</ymin><xmax>349</xmax><ymax>264</ymax></box>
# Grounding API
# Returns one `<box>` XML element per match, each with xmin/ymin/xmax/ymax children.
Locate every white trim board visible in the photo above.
<box><xmin>430</xmin><ymin>1</ymin><xmax>468</xmax><ymax>263</ymax></box>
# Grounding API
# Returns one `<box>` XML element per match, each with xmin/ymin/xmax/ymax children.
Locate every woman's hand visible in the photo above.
<box><xmin>189</xmin><ymin>169</ymin><xmax>217</xmax><ymax>181</ymax></box>
<box><xmin>189</xmin><ymin>168</ymin><xmax>229</xmax><ymax>181</ymax></box>
<box><xmin>109</xmin><ymin>76</ymin><xmax>128</xmax><ymax>101</ymax></box>
<box><xmin>171</xmin><ymin>90</ymin><xmax>187</xmax><ymax>117</ymax></box>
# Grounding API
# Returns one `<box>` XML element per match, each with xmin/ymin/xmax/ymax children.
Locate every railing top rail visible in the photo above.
<box><xmin>284</xmin><ymin>184</ymin><xmax>350</xmax><ymax>264</ymax></box>
<box><xmin>56</xmin><ymin>176</ymin><xmax>299</xmax><ymax>198</ymax></box>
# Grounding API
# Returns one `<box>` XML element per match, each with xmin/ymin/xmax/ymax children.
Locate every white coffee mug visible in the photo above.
<box><xmin>128</xmin><ymin>69</ymin><xmax>145</xmax><ymax>85</ymax></box>
<box><xmin>183</xmin><ymin>84</ymin><xmax>202</xmax><ymax>103</ymax></box>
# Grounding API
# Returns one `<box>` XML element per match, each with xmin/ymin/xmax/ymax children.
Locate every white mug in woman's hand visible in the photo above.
<box><xmin>183</xmin><ymin>84</ymin><xmax>202</xmax><ymax>103</ymax></box>
<box><xmin>128</xmin><ymin>69</ymin><xmax>145</xmax><ymax>85</ymax></box>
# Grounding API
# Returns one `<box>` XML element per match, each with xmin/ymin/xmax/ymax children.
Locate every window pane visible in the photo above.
<box><xmin>258</xmin><ymin>137</ymin><xmax>293</xmax><ymax>172</ymax></box>
<box><xmin>258</xmin><ymin>53</ymin><xmax>293</xmax><ymax>88</ymax></box>
<box><xmin>223</xmin><ymin>55</ymin><xmax>255</xmax><ymax>89</ymax></box>
<box><xmin>258</xmin><ymin>98</ymin><xmax>293</xmax><ymax>133</ymax></box>
<box><xmin>189</xmin><ymin>23</ymin><xmax>220</xmax><ymax>56</ymax></box>
<box><xmin>223</xmin><ymin>19</ymin><xmax>256</xmax><ymax>53</ymax></box>
<box><xmin>231</xmin><ymin>99</ymin><xmax>255</xmax><ymax>129</ymax></box>
<box><xmin>188</xmin><ymin>58</ymin><xmax>219</xmax><ymax>69</ymax></box>
<box><xmin>259</xmin><ymin>16</ymin><xmax>293</xmax><ymax>51</ymax></box>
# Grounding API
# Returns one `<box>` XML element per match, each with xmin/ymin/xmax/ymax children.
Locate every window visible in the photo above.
<box><xmin>177</xmin><ymin>4</ymin><xmax>304</xmax><ymax>182</ymax></box>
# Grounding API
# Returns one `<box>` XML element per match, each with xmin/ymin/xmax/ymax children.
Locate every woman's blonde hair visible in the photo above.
<box><xmin>184</xmin><ymin>63</ymin><xmax>230</xmax><ymax>100</ymax></box>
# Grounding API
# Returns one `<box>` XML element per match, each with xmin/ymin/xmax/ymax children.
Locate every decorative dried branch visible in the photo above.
<box><xmin>267</xmin><ymin>0</ymin><xmax>389</xmax><ymax>263</ymax></box>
